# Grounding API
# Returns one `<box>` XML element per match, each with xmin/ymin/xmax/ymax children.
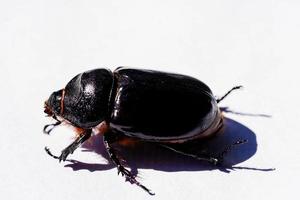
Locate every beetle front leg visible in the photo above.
<box><xmin>45</xmin><ymin>129</ymin><xmax>92</xmax><ymax>162</ymax></box>
<box><xmin>103</xmin><ymin>135</ymin><xmax>154</xmax><ymax>195</ymax></box>
<box><xmin>43</xmin><ymin>115</ymin><xmax>62</xmax><ymax>134</ymax></box>
<box><xmin>58</xmin><ymin>129</ymin><xmax>92</xmax><ymax>162</ymax></box>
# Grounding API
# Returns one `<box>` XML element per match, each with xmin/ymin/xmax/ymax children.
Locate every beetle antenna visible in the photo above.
<box><xmin>216</xmin><ymin>85</ymin><xmax>243</xmax><ymax>103</ymax></box>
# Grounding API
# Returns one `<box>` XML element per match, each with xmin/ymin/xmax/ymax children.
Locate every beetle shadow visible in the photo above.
<box><xmin>64</xmin><ymin>117</ymin><xmax>273</xmax><ymax>174</ymax></box>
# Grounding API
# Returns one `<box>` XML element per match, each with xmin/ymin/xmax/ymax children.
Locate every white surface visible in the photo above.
<box><xmin>0</xmin><ymin>0</ymin><xmax>299</xmax><ymax>199</ymax></box>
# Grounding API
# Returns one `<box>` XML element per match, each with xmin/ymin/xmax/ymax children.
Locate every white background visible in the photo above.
<box><xmin>0</xmin><ymin>0</ymin><xmax>299</xmax><ymax>199</ymax></box>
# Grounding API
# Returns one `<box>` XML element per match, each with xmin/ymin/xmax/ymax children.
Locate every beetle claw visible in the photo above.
<box><xmin>210</xmin><ymin>158</ymin><xmax>219</xmax><ymax>165</ymax></box>
<box><xmin>58</xmin><ymin>149</ymin><xmax>71</xmax><ymax>162</ymax></box>
<box><xmin>217</xmin><ymin>139</ymin><xmax>248</xmax><ymax>162</ymax></box>
<box><xmin>45</xmin><ymin>147</ymin><xmax>59</xmax><ymax>159</ymax></box>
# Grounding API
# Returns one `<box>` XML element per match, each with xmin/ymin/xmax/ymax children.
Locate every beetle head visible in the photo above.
<box><xmin>43</xmin><ymin>89</ymin><xmax>64</xmax><ymax>134</ymax></box>
<box><xmin>44</xmin><ymin>89</ymin><xmax>64</xmax><ymax>116</ymax></box>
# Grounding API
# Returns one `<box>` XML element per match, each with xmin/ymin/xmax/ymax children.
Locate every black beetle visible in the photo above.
<box><xmin>43</xmin><ymin>67</ymin><xmax>244</xmax><ymax>195</ymax></box>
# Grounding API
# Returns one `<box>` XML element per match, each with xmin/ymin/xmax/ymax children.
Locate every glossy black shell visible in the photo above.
<box><xmin>109</xmin><ymin>68</ymin><xmax>221</xmax><ymax>142</ymax></box>
<box><xmin>47</xmin><ymin>68</ymin><xmax>222</xmax><ymax>141</ymax></box>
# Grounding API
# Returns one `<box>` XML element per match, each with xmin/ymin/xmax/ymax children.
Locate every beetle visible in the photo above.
<box><xmin>43</xmin><ymin>67</ymin><xmax>244</xmax><ymax>195</ymax></box>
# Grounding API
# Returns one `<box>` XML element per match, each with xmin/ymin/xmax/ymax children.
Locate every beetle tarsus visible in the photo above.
<box><xmin>45</xmin><ymin>130</ymin><xmax>92</xmax><ymax>162</ymax></box>
<box><xmin>43</xmin><ymin>115</ymin><xmax>62</xmax><ymax>134</ymax></box>
<box><xmin>160</xmin><ymin>143</ymin><xmax>221</xmax><ymax>166</ymax></box>
<box><xmin>217</xmin><ymin>139</ymin><xmax>248</xmax><ymax>161</ymax></box>
<box><xmin>190</xmin><ymin>154</ymin><xmax>220</xmax><ymax>165</ymax></box>
<box><xmin>59</xmin><ymin>149</ymin><xmax>72</xmax><ymax>162</ymax></box>
<box><xmin>45</xmin><ymin>146</ymin><xmax>60</xmax><ymax>159</ymax></box>
<box><xmin>216</xmin><ymin>85</ymin><xmax>243</xmax><ymax>103</ymax></box>
<box><xmin>209</xmin><ymin>157</ymin><xmax>219</xmax><ymax>165</ymax></box>
<box><xmin>45</xmin><ymin>147</ymin><xmax>74</xmax><ymax>162</ymax></box>
<box><xmin>103</xmin><ymin>135</ymin><xmax>155</xmax><ymax>195</ymax></box>
<box><xmin>58</xmin><ymin>129</ymin><xmax>92</xmax><ymax>162</ymax></box>
<box><xmin>43</xmin><ymin>121</ymin><xmax>61</xmax><ymax>134</ymax></box>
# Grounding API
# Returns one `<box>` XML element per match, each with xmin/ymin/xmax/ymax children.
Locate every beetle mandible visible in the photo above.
<box><xmin>43</xmin><ymin>67</ymin><xmax>244</xmax><ymax>195</ymax></box>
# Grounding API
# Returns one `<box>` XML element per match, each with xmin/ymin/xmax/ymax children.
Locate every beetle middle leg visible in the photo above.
<box><xmin>103</xmin><ymin>134</ymin><xmax>154</xmax><ymax>195</ymax></box>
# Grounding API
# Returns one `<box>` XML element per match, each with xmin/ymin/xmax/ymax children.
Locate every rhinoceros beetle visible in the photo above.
<box><xmin>43</xmin><ymin>67</ymin><xmax>244</xmax><ymax>195</ymax></box>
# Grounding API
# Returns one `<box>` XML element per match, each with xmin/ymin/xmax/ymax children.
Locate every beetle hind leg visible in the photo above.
<box><xmin>160</xmin><ymin>143</ymin><xmax>221</xmax><ymax>165</ymax></box>
<box><xmin>161</xmin><ymin>138</ymin><xmax>248</xmax><ymax>166</ymax></box>
<box><xmin>103</xmin><ymin>134</ymin><xmax>155</xmax><ymax>195</ymax></box>
<box><xmin>216</xmin><ymin>85</ymin><xmax>243</xmax><ymax>103</ymax></box>
<box><xmin>217</xmin><ymin>139</ymin><xmax>248</xmax><ymax>163</ymax></box>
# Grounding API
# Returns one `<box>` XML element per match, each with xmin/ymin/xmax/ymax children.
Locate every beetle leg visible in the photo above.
<box><xmin>43</xmin><ymin>121</ymin><xmax>61</xmax><ymax>134</ymax></box>
<box><xmin>217</xmin><ymin>139</ymin><xmax>248</xmax><ymax>162</ymax></box>
<box><xmin>51</xmin><ymin>129</ymin><xmax>92</xmax><ymax>162</ymax></box>
<box><xmin>103</xmin><ymin>135</ymin><xmax>155</xmax><ymax>195</ymax></box>
<box><xmin>216</xmin><ymin>85</ymin><xmax>243</xmax><ymax>103</ymax></box>
<box><xmin>161</xmin><ymin>139</ymin><xmax>248</xmax><ymax>166</ymax></box>
<box><xmin>160</xmin><ymin>144</ymin><xmax>220</xmax><ymax>165</ymax></box>
<box><xmin>43</xmin><ymin>116</ymin><xmax>62</xmax><ymax>134</ymax></box>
